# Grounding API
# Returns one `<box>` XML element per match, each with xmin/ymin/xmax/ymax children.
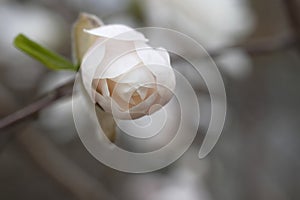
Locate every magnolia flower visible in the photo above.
<box><xmin>79</xmin><ymin>22</ymin><xmax>175</xmax><ymax>120</ymax></box>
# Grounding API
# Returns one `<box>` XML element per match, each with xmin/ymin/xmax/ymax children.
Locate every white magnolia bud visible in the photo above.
<box><xmin>80</xmin><ymin>24</ymin><xmax>176</xmax><ymax>120</ymax></box>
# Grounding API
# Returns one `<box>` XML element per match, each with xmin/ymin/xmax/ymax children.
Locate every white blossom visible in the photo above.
<box><xmin>81</xmin><ymin>24</ymin><xmax>176</xmax><ymax>119</ymax></box>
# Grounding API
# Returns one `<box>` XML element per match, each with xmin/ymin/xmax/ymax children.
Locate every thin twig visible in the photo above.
<box><xmin>0</xmin><ymin>85</ymin><xmax>116</xmax><ymax>200</ymax></box>
<box><xmin>0</xmin><ymin>79</ymin><xmax>74</xmax><ymax>130</ymax></box>
<box><xmin>0</xmin><ymin>34</ymin><xmax>297</xmax><ymax>131</ymax></box>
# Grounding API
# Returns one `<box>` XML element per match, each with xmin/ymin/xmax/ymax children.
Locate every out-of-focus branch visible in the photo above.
<box><xmin>1</xmin><ymin>84</ymin><xmax>116</xmax><ymax>200</ymax></box>
<box><xmin>17</xmin><ymin>125</ymin><xmax>116</xmax><ymax>200</ymax></box>
<box><xmin>0</xmin><ymin>34</ymin><xmax>297</xmax><ymax>131</ymax></box>
<box><xmin>283</xmin><ymin>0</ymin><xmax>300</xmax><ymax>51</ymax></box>
<box><xmin>0</xmin><ymin>79</ymin><xmax>74</xmax><ymax>130</ymax></box>
<box><xmin>210</xmin><ymin>33</ymin><xmax>296</xmax><ymax>57</ymax></box>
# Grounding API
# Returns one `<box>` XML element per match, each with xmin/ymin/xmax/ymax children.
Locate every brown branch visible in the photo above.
<box><xmin>0</xmin><ymin>83</ymin><xmax>116</xmax><ymax>200</ymax></box>
<box><xmin>283</xmin><ymin>0</ymin><xmax>300</xmax><ymax>51</ymax></box>
<box><xmin>0</xmin><ymin>34</ymin><xmax>297</xmax><ymax>131</ymax></box>
<box><xmin>0</xmin><ymin>79</ymin><xmax>74</xmax><ymax>130</ymax></box>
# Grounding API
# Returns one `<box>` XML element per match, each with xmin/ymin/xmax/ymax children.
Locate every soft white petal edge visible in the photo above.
<box><xmin>84</xmin><ymin>25</ymin><xmax>148</xmax><ymax>41</ymax></box>
<box><xmin>81</xmin><ymin>43</ymin><xmax>106</xmax><ymax>101</ymax></box>
<box><xmin>94</xmin><ymin>50</ymin><xmax>141</xmax><ymax>79</ymax></box>
<box><xmin>134</xmin><ymin>42</ymin><xmax>176</xmax><ymax>92</ymax></box>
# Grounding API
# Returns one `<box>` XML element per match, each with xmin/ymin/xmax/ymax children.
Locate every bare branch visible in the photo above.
<box><xmin>1</xmin><ymin>82</ymin><xmax>116</xmax><ymax>200</ymax></box>
<box><xmin>0</xmin><ymin>79</ymin><xmax>74</xmax><ymax>130</ymax></box>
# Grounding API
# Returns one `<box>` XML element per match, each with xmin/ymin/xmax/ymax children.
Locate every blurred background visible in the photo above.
<box><xmin>0</xmin><ymin>0</ymin><xmax>300</xmax><ymax>199</ymax></box>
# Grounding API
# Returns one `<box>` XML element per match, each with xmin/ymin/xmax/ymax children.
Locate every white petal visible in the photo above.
<box><xmin>80</xmin><ymin>43</ymin><xmax>106</xmax><ymax>101</ymax></box>
<box><xmin>129</xmin><ymin>92</ymin><xmax>159</xmax><ymax>114</ymax></box>
<box><xmin>134</xmin><ymin>42</ymin><xmax>169</xmax><ymax>66</ymax></box>
<box><xmin>136</xmin><ymin>87</ymin><xmax>149</xmax><ymax>100</ymax></box>
<box><xmin>112</xmin><ymin>64</ymin><xmax>155</xmax><ymax>85</ymax></box>
<box><xmin>94</xmin><ymin>92</ymin><xmax>112</xmax><ymax>112</ymax></box>
<box><xmin>94</xmin><ymin>79</ymin><xmax>110</xmax><ymax>97</ymax></box>
<box><xmin>113</xmin><ymin>82</ymin><xmax>135</xmax><ymax>104</ymax></box>
<box><xmin>147</xmin><ymin>63</ymin><xmax>176</xmax><ymax>93</ymax></box>
<box><xmin>96</xmin><ymin>50</ymin><xmax>141</xmax><ymax>79</ymax></box>
<box><xmin>84</xmin><ymin>25</ymin><xmax>148</xmax><ymax>41</ymax></box>
<box><xmin>157</xmin><ymin>47</ymin><xmax>171</xmax><ymax>65</ymax></box>
<box><xmin>113</xmin><ymin>92</ymin><xmax>159</xmax><ymax>119</ymax></box>
<box><xmin>135</xmin><ymin>42</ymin><xmax>176</xmax><ymax>93</ymax></box>
<box><xmin>155</xmin><ymin>85</ymin><xmax>174</xmax><ymax>105</ymax></box>
<box><xmin>110</xmin><ymin>97</ymin><xmax>134</xmax><ymax>119</ymax></box>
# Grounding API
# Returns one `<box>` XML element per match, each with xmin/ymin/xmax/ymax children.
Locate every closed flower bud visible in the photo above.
<box><xmin>80</xmin><ymin>24</ymin><xmax>176</xmax><ymax>119</ymax></box>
